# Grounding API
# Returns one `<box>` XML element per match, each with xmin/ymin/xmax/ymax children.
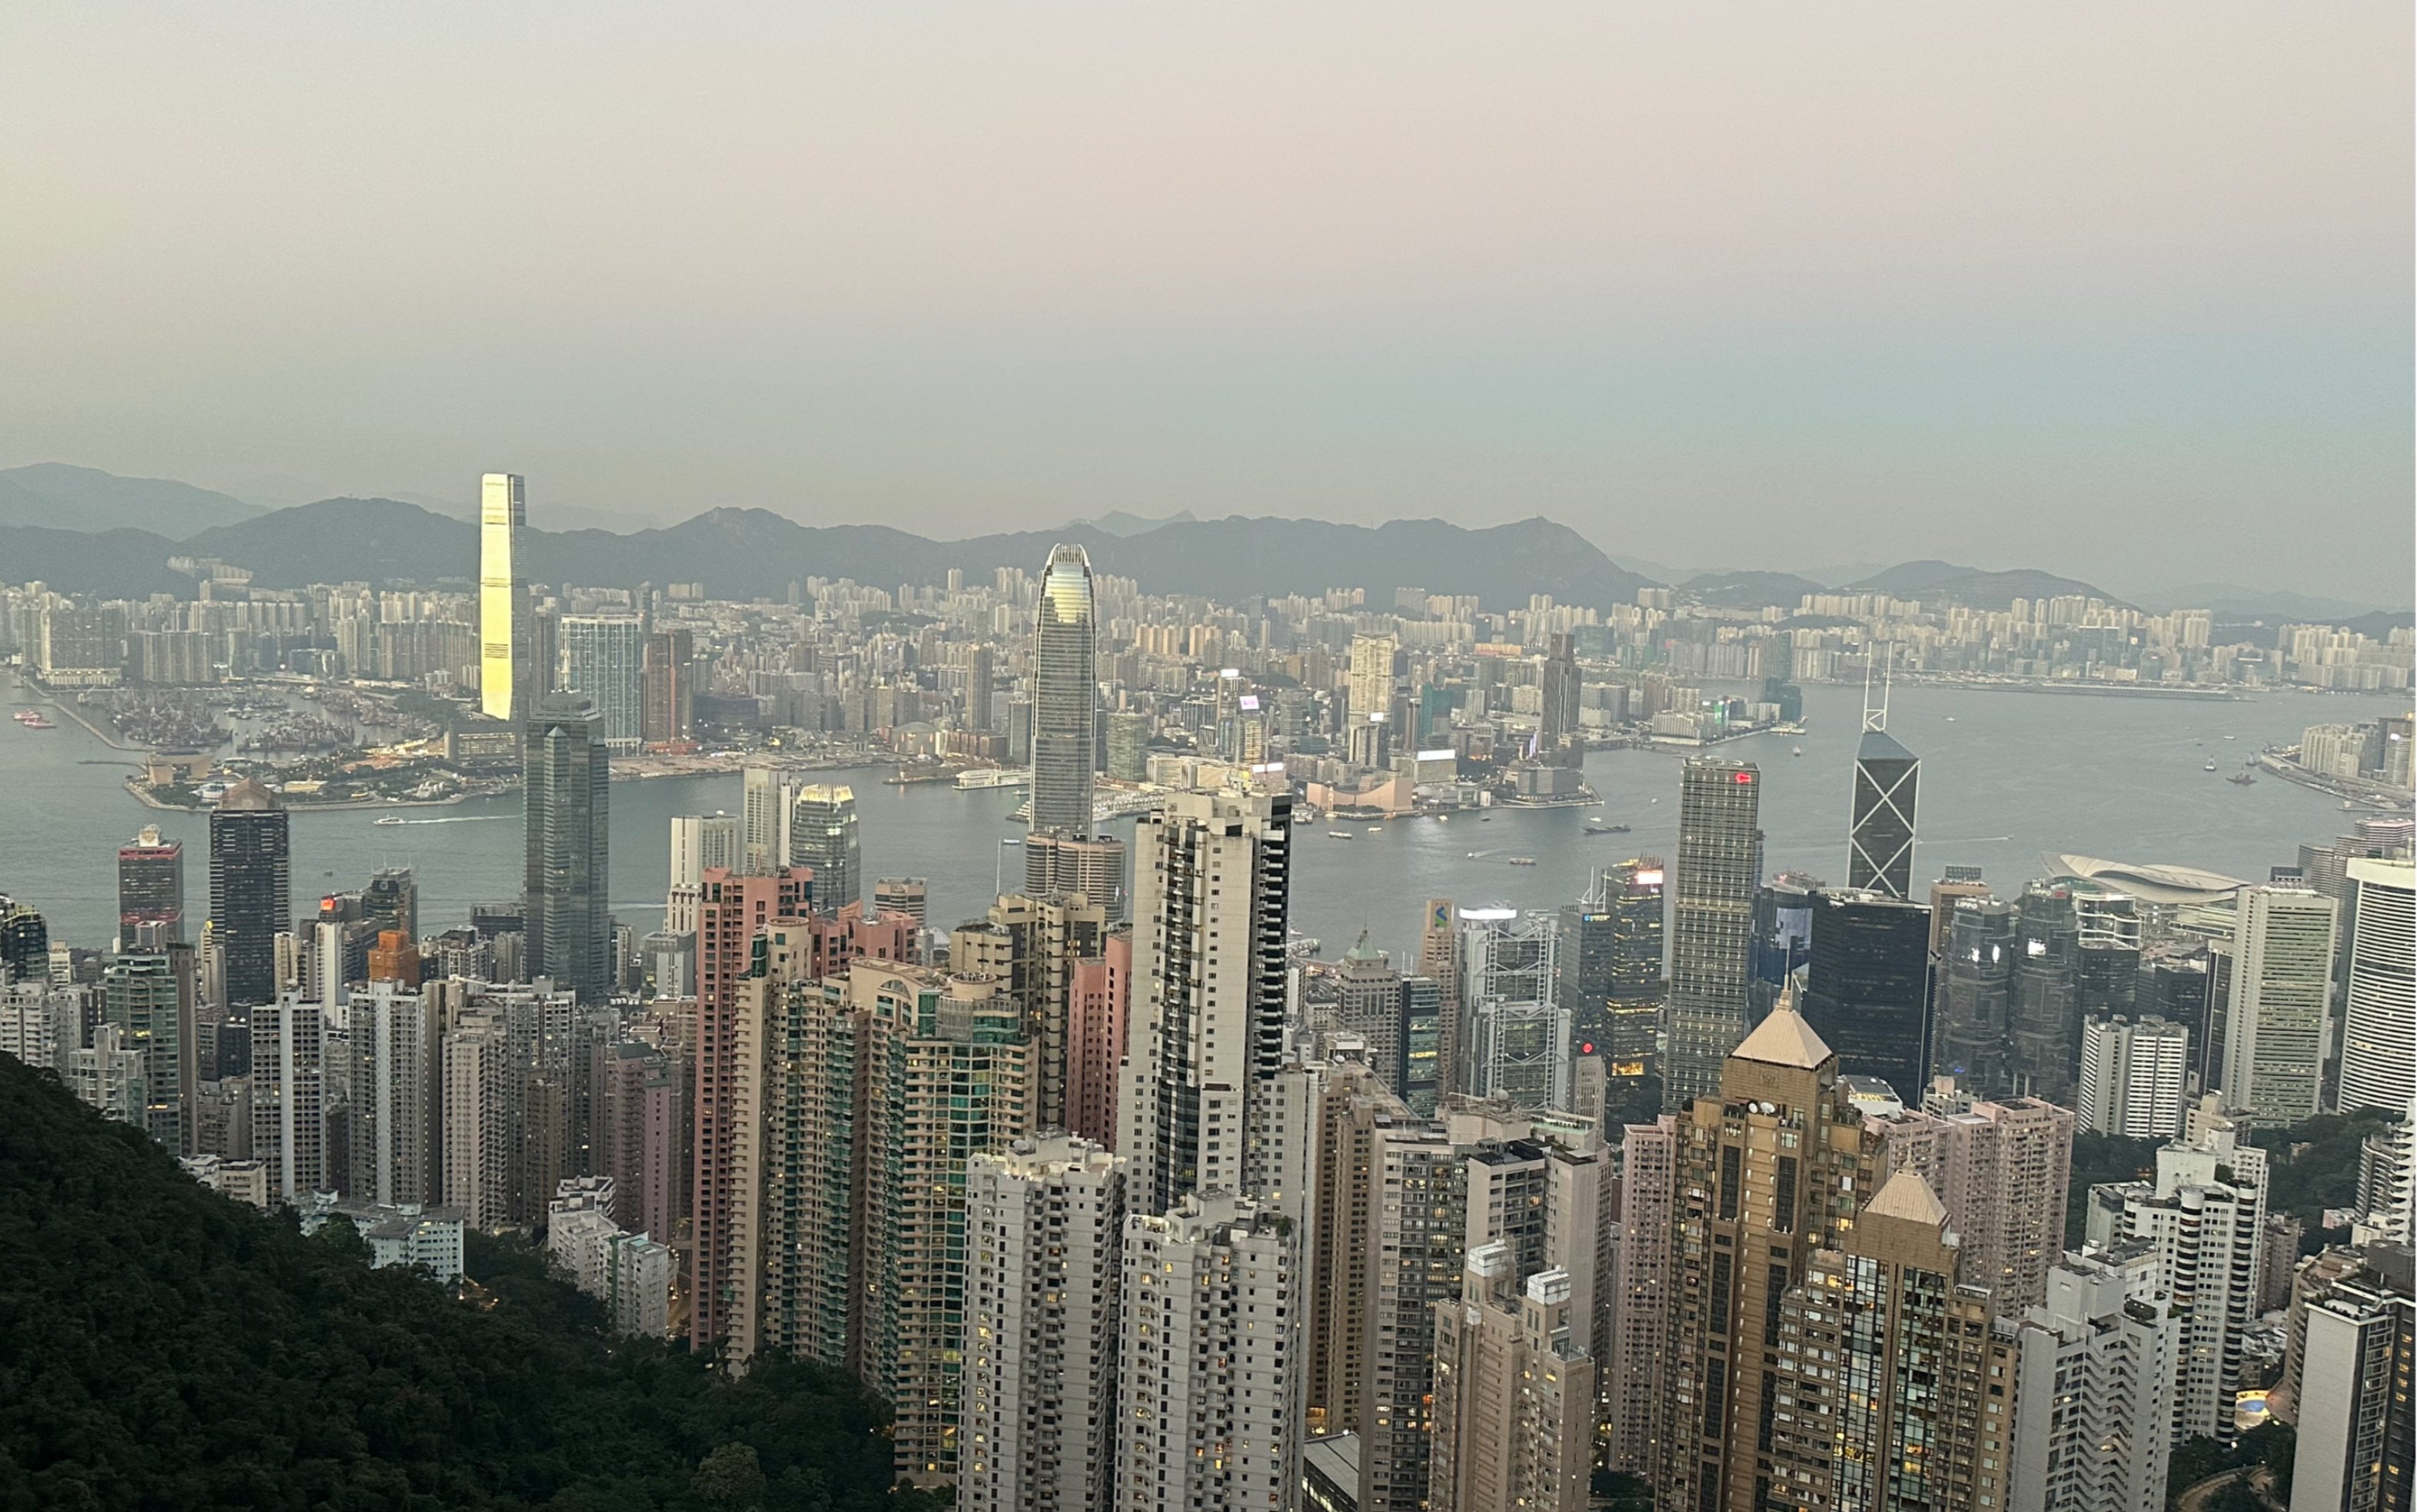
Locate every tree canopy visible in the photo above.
<box><xmin>0</xmin><ymin>1053</ymin><xmax>934</xmax><ymax>1511</ymax></box>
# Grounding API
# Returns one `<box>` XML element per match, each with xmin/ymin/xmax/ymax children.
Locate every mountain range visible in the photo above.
<box><xmin>2</xmin><ymin>463</ymin><xmax>2370</xmax><ymax>619</ymax></box>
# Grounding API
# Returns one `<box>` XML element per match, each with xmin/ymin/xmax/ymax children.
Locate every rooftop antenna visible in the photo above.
<box><xmin>1863</xmin><ymin>641</ymin><xmax>1892</xmax><ymax>733</ymax></box>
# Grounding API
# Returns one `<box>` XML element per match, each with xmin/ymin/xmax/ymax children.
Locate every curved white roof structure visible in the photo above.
<box><xmin>2047</xmin><ymin>854</ymin><xmax>2249</xmax><ymax>906</ymax></box>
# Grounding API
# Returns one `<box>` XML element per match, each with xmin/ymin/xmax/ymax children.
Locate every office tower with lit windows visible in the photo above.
<box><xmin>477</xmin><ymin>472</ymin><xmax>532</xmax><ymax>723</ymax></box>
<box><xmin>1747</xmin><ymin>872</ymin><xmax>1820</xmax><ymax>1021</ymax></box>
<box><xmin>1847</xmin><ymin>727</ymin><xmax>1920</xmax><ymax>899</ymax></box>
<box><xmin>209</xmin><ymin>778</ymin><xmax>289</xmax><ymax>1009</ymax></box>
<box><xmin>1029</xmin><ymin>543</ymin><xmax>1098</xmax><ymax>839</ymax></box>
<box><xmin>2340</xmin><ymin>858</ymin><xmax>2415</xmax><ymax>1115</ymax></box>
<box><xmin>523</xmin><ymin>695</ymin><xmax>612</xmax><ymax>1002</ymax></box>
<box><xmin>1653</xmin><ymin>999</ymin><xmax>1881</xmax><ymax>1512</ymax></box>
<box><xmin>1799</xmin><ymin>887</ymin><xmax>1933</xmax><ymax>1099</ymax></box>
<box><xmin>959</xmin><ymin>1135</ymin><xmax>1126</xmax><ymax>1512</ymax></box>
<box><xmin>1118</xmin><ymin>787</ymin><xmax>1292</xmax><ymax>1215</ymax></box>
<box><xmin>1558</xmin><ymin>858</ymin><xmax>1664</xmax><ymax>1090</ymax></box>
<box><xmin>1538</xmin><ymin>631</ymin><xmax>1581</xmax><ymax>762</ymax></box>
<box><xmin>2221</xmin><ymin>883</ymin><xmax>2339</xmax><ymax>1125</ymax></box>
<box><xmin>559</xmin><ymin>614</ymin><xmax>646</xmax><ymax>753</ymax></box>
<box><xmin>117</xmin><ymin>825</ymin><xmax>184</xmax><ymax>945</ymax></box>
<box><xmin>1758</xmin><ymin>1170</ymin><xmax>2013</xmax><ymax>1512</ymax></box>
<box><xmin>1663</xmin><ymin>758</ymin><xmax>1762</xmax><ymax>1109</ymax></box>
<box><xmin>786</xmin><ymin>784</ymin><xmax>862</xmax><ymax>913</ymax></box>
<box><xmin>1421</xmin><ymin>897</ymin><xmax>1462</xmax><ymax>1090</ymax></box>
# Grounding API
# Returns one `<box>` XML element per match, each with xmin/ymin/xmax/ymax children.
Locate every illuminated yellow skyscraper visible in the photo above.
<box><xmin>478</xmin><ymin>472</ymin><xmax>531</xmax><ymax>722</ymax></box>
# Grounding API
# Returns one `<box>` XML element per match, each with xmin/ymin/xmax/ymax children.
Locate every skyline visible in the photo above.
<box><xmin>2</xmin><ymin>4</ymin><xmax>2409</xmax><ymax>602</ymax></box>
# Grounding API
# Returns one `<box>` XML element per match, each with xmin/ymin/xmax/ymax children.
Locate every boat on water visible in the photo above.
<box><xmin>956</xmin><ymin>767</ymin><xmax>1030</xmax><ymax>790</ymax></box>
<box><xmin>1327</xmin><ymin>830</ymin><xmax>1355</xmax><ymax>840</ymax></box>
<box><xmin>14</xmin><ymin>713</ymin><xmax>55</xmax><ymax>729</ymax></box>
<box><xmin>2228</xmin><ymin>773</ymin><xmax>2256</xmax><ymax>786</ymax></box>
<box><xmin>374</xmin><ymin>815</ymin><xmax>407</xmax><ymax>826</ymax></box>
<box><xmin>2205</xmin><ymin>760</ymin><xmax>2218</xmax><ymax>772</ymax></box>
<box><xmin>1508</xmin><ymin>856</ymin><xmax>1537</xmax><ymax>866</ymax></box>
<box><xmin>1791</xmin><ymin>746</ymin><xmax>1802</xmax><ymax>756</ymax></box>
<box><xmin>1365</xmin><ymin>825</ymin><xmax>1383</xmax><ymax>834</ymax></box>
<box><xmin>1584</xmin><ymin>822</ymin><xmax>1631</xmax><ymax>836</ymax></box>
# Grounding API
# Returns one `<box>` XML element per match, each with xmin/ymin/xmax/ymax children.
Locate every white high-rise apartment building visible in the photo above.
<box><xmin>2076</xmin><ymin>1015</ymin><xmax>2191</xmax><ymax>1139</ymax></box>
<box><xmin>666</xmin><ymin>812</ymin><xmax>740</xmax><ymax>932</ymax></box>
<box><xmin>2289</xmin><ymin>1259</ymin><xmax>2415</xmax><ymax>1512</ymax></box>
<box><xmin>2339</xmin><ymin>858</ymin><xmax>2415</xmax><ymax>1115</ymax></box>
<box><xmin>559</xmin><ymin>614</ymin><xmax>645</xmax><ymax>753</ymax></box>
<box><xmin>2086</xmin><ymin>1118</ymin><xmax>2269</xmax><ymax>1442</ymax></box>
<box><xmin>1115</xmin><ymin>1193</ymin><xmax>1298</xmax><ymax>1512</ymax></box>
<box><xmin>2221</xmin><ymin>885</ymin><xmax>2338</xmax><ymax>1125</ymax></box>
<box><xmin>740</xmin><ymin>763</ymin><xmax>788</xmax><ymax>875</ymax></box>
<box><xmin>2009</xmin><ymin>1243</ymin><xmax>2180</xmax><ymax>1512</ymax></box>
<box><xmin>477</xmin><ymin>473</ymin><xmax>530</xmax><ymax>723</ymax></box>
<box><xmin>960</xmin><ymin>1135</ymin><xmax>1127</xmax><ymax>1512</ymax></box>
<box><xmin>1118</xmin><ymin>787</ymin><xmax>1293</xmax><ymax>1216</ymax></box>
<box><xmin>346</xmin><ymin>980</ymin><xmax>435</xmax><ymax>1207</ymax></box>
<box><xmin>251</xmin><ymin>995</ymin><xmax>328</xmax><ymax>1202</ymax></box>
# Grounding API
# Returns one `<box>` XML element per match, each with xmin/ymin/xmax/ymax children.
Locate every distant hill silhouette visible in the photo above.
<box><xmin>0</xmin><ymin>464</ymin><xmax>264</xmax><ymax>535</ymax></box>
<box><xmin>1681</xmin><ymin>570</ymin><xmax>1828</xmax><ymax>610</ymax></box>
<box><xmin>160</xmin><ymin>500</ymin><xmax>1659</xmax><ymax>609</ymax></box>
<box><xmin>1844</xmin><ymin>559</ymin><xmax>2123</xmax><ymax>610</ymax></box>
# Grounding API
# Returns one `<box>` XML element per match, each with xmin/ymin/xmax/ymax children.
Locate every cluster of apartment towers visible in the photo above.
<box><xmin>8</xmin><ymin>478</ymin><xmax>2411</xmax><ymax>1512</ymax></box>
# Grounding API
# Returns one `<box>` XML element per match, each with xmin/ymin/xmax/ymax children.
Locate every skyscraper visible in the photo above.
<box><xmin>524</xmin><ymin>694</ymin><xmax>612</xmax><ymax>1002</ymax></box>
<box><xmin>1335</xmin><ymin>932</ymin><xmax>1408</xmax><ymax>1092</ymax></box>
<box><xmin>1458</xmin><ymin>909</ymin><xmax>1568</xmax><ymax>1112</ymax></box>
<box><xmin>477</xmin><ymin>471</ymin><xmax>532</xmax><ymax>723</ymax></box>
<box><xmin>740</xmin><ymin>763</ymin><xmax>786</xmax><ymax>875</ymax></box>
<box><xmin>2008</xmin><ymin>1245</ymin><xmax>2181</xmax><ymax>1512</ymax></box>
<box><xmin>960</xmin><ymin>1135</ymin><xmax>1127</xmax><ymax>1512</ymax></box>
<box><xmin>2221</xmin><ymin>884</ymin><xmax>2338</xmax><ymax>1125</ymax></box>
<box><xmin>1872</xmin><ymin>1092</ymin><xmax>2076</xmax><ymax>1316</ymax></box>
<box><xmin>1538</xmin><ymin>631</ymin><xmax>1581</xmax><ymax>761</ymax></box>
<box><xmin>117</xmin><ymin>825</ymin><xmax>184</xmax><ymax>945</ymax></box>
<box><xmin>1346</xmin><ymin>632</ymin><xmax>1398</xmax><ymax>768</ymax></box>
<box><xmin>2076</xmin><ymin>1015</ymin><xmax>2190</xmax><ymax>1138</ymax></box>
<box><xmin>1118</xmin><ymin>787</ymin><xmax>1292</xmax><ymax>1215</ymax></box>
<box><xmin>1558</xmin><ymin>858</ymin><xmax>1664</xmax><ymax>1087</ymax></box>
<box><xmin>101</xmin><ymin>952</ymin><xmax>185</xmax><ymax>1148</ymax></box>
<box><xmin>640</xmin><ymin>626</ymin><xmax>694</xmax><ymax>745</ymax></box>
<box><xmin>2340</xmin><ymin>858</ymin><xmax>2415</xmax><ymax>1115</ymax></box>
<box><xmin>1934</xmin><ymin>894</ymin><xmax>2017</xmax><ymax>1093</ymax></box>
<box><xmin>0</xmin><ymin>896</ymin><xmax>47</xmax><ymax>985</ymax></box>
<box><xmin>1428</xmin><ymin>1247</ymin><xmax>1594</xmax><ymax>1512</ymax></box>
<box><xmin>1799</xmin><ymin>887</ymin><xmax>1933</xmax><ymax>1099</ymax></box>
<box><xmin>2009</xmin><ymin>882</ymin><xmax>2082</xmax><ymax>1102</ymax></box>
<box><xmin>786</xmin><ymin>784</ymin><xmax>862</xmax><ymax>912</ymax></box>
<box><xmin>2288</xmin><ymin>1251</ymin><xmax>2415</xmax><ymax>1512</ymax></box>
<box><xmin>1663</xmin><ymin>757</ymin><xmax>1762</xmax><ymax>1109</ymax></box>
<box><xmin>1115</xmin><ymin>1193</ymin><xmax>1299</xmax><ymax>1512</ymax></box>
<box><xmin>559</xmin><ymin>614</ymin><xmax>645</xmax><ymax>753</ymax></box>
<box><xmin>209</xmin><ymin>778</ymin><xmax>289</xmax><ymax>1009</ymax></box>
<box><xmin>1019</xmin><ymin>829</ymin><xmax>1128</xmax><ymax>921</ymax></box>
<box><xmin>1846</xmin><ymin>727</ymin><xmax>1920</xmax><ymax>899</ymax></box>
<box><xmin>1029</xmin><ymin>543</ymin><xmax>1098</xmax><ymax>839</ymax></box>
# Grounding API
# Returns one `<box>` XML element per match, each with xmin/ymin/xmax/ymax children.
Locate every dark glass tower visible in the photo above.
<box><xmin>0</xmin><ymin>896</ymin><xmax>48</xmax><ymax>983</ymax></box>
<box><xmin>1800</xmin><ymin>889</ymin><xmax>1934</xmax><ymax>1099</ymax></box>
<box><xmin>2009</xmin><ymin>883</ymin><xmax>2081</xmax><ymax>1102</ymax></box>
<box><xmin>1748</xmin><ymin>872</ymin><xmax>1823</xmax><ymax>1020</ymax></box>
<box><xmin>1664</xmin><ymin>758</ymin><xmax>1763</xmax><ymax>1110</ymax></box>
<box><xmin>1029</xmin><ymin>543</ymin><xmax>1098</xmax><ymax>839</ymax></box>
<box><xmin>1559</xmin><ymin>857</ymin><xmax>1667</xmax><ymax>1075</ymax></box>
<box><xmin>524</xmin><ymin>694</ymin><xmax>612</xmax><ymax>1002</ymax></box>
<box><xmin>1933</xmin><ymin>896</ymin><xmax>2017</xmax><ymax>1095</ymax></box>
<box><xmin>1847</xmin><ymin>728</ymin><xmax>1920</xmax><ymax>900</ymax></box>
<box><xmin>209</xmin><ymin>779</ymin><xmax>290</xmax><ymax>1008</ymax></box>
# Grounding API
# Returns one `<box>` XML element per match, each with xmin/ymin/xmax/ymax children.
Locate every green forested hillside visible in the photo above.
<box><xmin>0</xmin><ymin>1053</ymin><xmax>929</xmax><ymax>1511</ymax></box>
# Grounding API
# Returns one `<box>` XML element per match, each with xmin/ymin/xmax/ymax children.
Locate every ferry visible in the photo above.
<box><xmin>13</xmin><ymin>710</ymin><xmax>55</xmax><ymax>729</ymax></box>
<box><xmin>1327</xmin><ymin>830</ymin><xmax>1355</xmax><ymax>840</ymax></box>
<box><xmin>1508</xmin><ymin>856</ymin><xmax>1538</xmax><ymax>866</ymax></box>
<box><xmin>2227</xmin><ymin>772</ymin><xmax>2256</xmax><ymax>786</ymax></box>
<box><xmin>374</xmin><ymin>815</ymin><xmax>407</xmax><ymax>826</ymax></box>
<box><xmin>956</xmin><ymin>767</ymin><xmax>1030</xmax><ymax>790</ymax></box>
<box><xmin>1584</xmin><ymin>822</ymin><xmax>1631</xmax><ymax>836</ymax></box>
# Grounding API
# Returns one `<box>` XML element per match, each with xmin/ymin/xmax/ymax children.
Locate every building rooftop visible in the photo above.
<box><xmin>1730</xmin><ymin>996</ymin><xmax>1833</xmax><ymax>1071</ymax></box>
<box><xmin>1863</xmin><ymin>1168</ymin><xmax>1950</xmax><ymax>1227</ymax></box>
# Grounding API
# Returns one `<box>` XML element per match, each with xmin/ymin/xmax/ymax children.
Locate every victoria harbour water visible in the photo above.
<box><xmin>1</xmin><ymin>679</ymin><xmax>2404</xmax><ymax>963</ymax></box>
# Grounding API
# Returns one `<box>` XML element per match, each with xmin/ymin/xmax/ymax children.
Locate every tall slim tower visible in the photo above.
<box><xmin>524</xmin><ymin>694</ymin><xmax>612</xmax><ymax>1002</ymax></box>
<box><xmin>1029</xmin><ymin>543</ymin><xmax>1098</xmax><ymax>839</ymax></box>
<box><xmin>209</xmin><ymin>777</ymin><xmax>289</xmax><ymax>1009</ymax></box>
<box><xmin>559</xmin><ymin>613</ymin><xmax>645</xmax><ymax>753</ymax></box>
<box><xmin>786</xmin><ymin>784</ymin><xmax>862</xmax><ymax>912</ymax></box>
<box><xmin>2221</xmin><ymin>883</ymin><xmax>2338</xmax><ymax>1125</ymax></box>
<box><xmin>1847</xmin><ymin>652</ymin><xmax>1919</xmax><ymax>899</ymax></box>
<box><xmin>478</xmin><ymin>472</ymin><xmax>532</xmax><ymax>723</ymax></box>
<box><xmin>1663</xmin><ymin>758</ymin><xmax>1762</xmax><ymax>1109</ymax></box>
<box><xmin>2340</xmin><ymin>858</ymin><xmax>2415</xmax><ymax>1115</ymax></box>
<box><xmin>117</xmin><ymin>825</ymin><xmax>185</xmax><ymax>945</ymax></box>
<box><xmin>1118</xmin><ymin>787</ymin><xmax>1293</xmax><ymax>1215</ymax></box>
<box><xmin>1347</xmin><ymin>632</ymin><xmax>1399</xmax><ymax>768</ymax></box>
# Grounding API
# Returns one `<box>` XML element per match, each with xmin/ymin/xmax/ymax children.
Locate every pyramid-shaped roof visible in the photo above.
<box><xmin>1862</xmin><ymin>1168</ymin><xmax>1950</xmax><ymax>1227</ymax></box>
<box><xmin>1730</xmin><ymin>999</ymin><xmax>1832</xmax><ymax>1071</ymax></box>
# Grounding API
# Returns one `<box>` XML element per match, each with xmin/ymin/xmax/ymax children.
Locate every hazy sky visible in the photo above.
<box><xmin>3</xmin><ymin>4</ymin><xmax>2409</xmax><ymax>602</ymax></box>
